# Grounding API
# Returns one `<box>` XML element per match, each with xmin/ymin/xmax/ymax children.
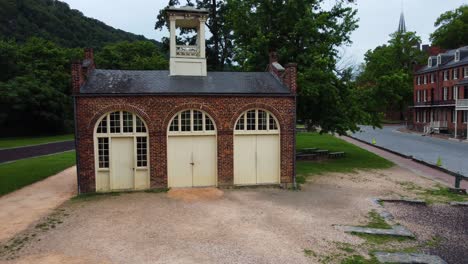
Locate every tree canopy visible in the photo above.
<box><xmin>356</xmin><ymin>31</ymin><xmax>426</xmax><ymax>120</ymax></box>
<box><xmin>0</xmin><ymin>0</ymin><xmax>157</xmax><ymax>48</ymax></box>
<box><xmin>430</xmin><ymin>4</ymin><xmax>468</xmax><ymax>49</ymax></box>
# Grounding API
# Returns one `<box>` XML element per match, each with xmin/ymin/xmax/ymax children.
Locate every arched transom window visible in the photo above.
<box><xmin>95</xmin><ymin>111</ymin><xmax>148</xmax><ymax>169</ymax></box>
<box><xmin>235</xmin><ymin>109</ymin><xmax>279</xmax><ymax>133</ymax></box>
<box><xmin>168</xmin><ymin>109</ymin><xmax>216</xmax><ymax>134</ymax></box>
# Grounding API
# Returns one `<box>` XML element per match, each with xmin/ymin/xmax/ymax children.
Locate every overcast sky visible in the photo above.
<box><xmin>61</xmin><ymin>0</ymin><xmax>466</xmax><ymax>65</ymax></box>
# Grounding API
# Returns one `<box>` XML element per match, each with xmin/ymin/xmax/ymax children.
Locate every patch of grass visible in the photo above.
<box><xmin>424</xmin><ymin>187</ymin><xmax>467</xmax><ymax>204</ymax></box>
<box><xmin>360</xmin><ymin>211</ymin><xmax>392</xmax><ymax>229</ymax></box>
<box><xmin>334</xmin><ymin>242</ymin><xmax>356</xmax><ymax>253</ymax></box>
<box><xmin>303</xmin><ymin>248</ymin><xmax>317</xmax><ymax>258</ymax></box>
<box><xmin>352</xmin><ymin>233</ymin><xmax>413</xmax><ymax>245</ymax></box>
<box><xmin>71</xmin><ymin>191</ymin><xmax>121</xmax><ymax>202</ymax></box>
<box><xmin>145</xmin><ymin>187</ymin><xmax>170</xmax><ymax>193</ymax></box>
<box><xmin>0</xmin><ymin>151</ymin><xmax>76</xmax><ymax>196</ymax></box>
<box><xmin>340</xmin><ymin>255</ymin><xmax>379</xmax><ymax>264</ymax></box>
<box><xmin>296</xmin><ymin>133</ymin><xmax>393</xmax><ymax>177</ymax></box>
<box><xmin>424</xmin><ymin>236</ymin><xmax>444</xmax><ymax>248</ymax></box>
<box><xmin>0</xmin><ymin>134</ymin><xmax>74</xmax><ymax>149</ymax></box>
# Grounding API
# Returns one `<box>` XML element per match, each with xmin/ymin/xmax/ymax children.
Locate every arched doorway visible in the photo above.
<box><xmin>234</xmin><ymin>109</ymin><xmax>280</xmax><ymax>185</ymax></box>
<box><xmin>94</xmin><ymin>111</ymin><xmax>149</xmax><ymax>192</ymax></box>
<box><xmin>167</xmin><ymin>109</ymin><xmax>217</xmax><ymax>188</ymax></box>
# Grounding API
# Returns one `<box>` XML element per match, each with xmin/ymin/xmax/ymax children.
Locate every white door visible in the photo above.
<box><xmin>111</xmin><ymin>137</ymin><xmax>134</xmax><ymax>190</ymax></box>
<box><xmin>234</xmin><ymin>134</ymin><xmax>280</xmax><ymax>185</ymax></box>
<box><xmin>168</xmin><ymin>136</ymin><xmax>217</xmax><ymax>188</ymax></box>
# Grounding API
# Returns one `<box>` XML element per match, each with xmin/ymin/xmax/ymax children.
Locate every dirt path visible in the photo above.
<box><xmin>341</xmin><ymin>136</ymin><xmax>468</xmax><ymax>189</ymax></box>
<box><xmin>0</xmin><ymin>167</ymin><xmax>76</xmax><ymax>242</ymax></box>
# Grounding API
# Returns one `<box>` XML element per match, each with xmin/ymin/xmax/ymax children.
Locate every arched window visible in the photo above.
<box><xmin>95</xmin><ymin>111</ymin><xmax>149</xmax><ymax>169</ymax></box>
<box><xmin>168</xmin><ymin>109</ymin><xmax>216</xmax><ymax>134</ymax></box>
<box><xmin>235</xmin><ymin>109</ymin><xmax>279</xmax><ymax>133</ymax></box>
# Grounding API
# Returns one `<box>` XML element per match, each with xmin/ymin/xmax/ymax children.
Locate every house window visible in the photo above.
<box><xmin>424</xmin><ymin>75</ymin><xmax>427</xmax><ymax>84</ymax></box>
<box><xmin>423</xmin><ymin>90</ymin><xmax>427</xmax><ymax>102</ymax></box>
<box><xmin>465</xmin><ymin>67</ymin><xmax>468</xmax><ymax>78</ymax></box>
<box><xmin>452</xmin><ymin>110</ymin><xmax>456</xmax><ymax>123</ymax></box>
<box><xmin>444</xmin><ymin>71</ymin><xmax>448</xmax><ymax>81</ymax></box>
<box><xmin>235</xmin><ymin>109</ymin><xmax>279</xmax><ymax>132</ymax></box>
<box><xmin>454</xmin><ymin>69</ymin><xmax>458</xmax><ymax>80</ymax></box>
<box><xmin>417</xmin><ymin>76</ymin><xmax>421</xmax><ymax>85</ymax></box>
<box><xmin>430</xmin><ymin>74</ymin><xmax>434</xmax><ymax>83</ymax></box>
<box><xmin>136</xmin><ymin>137</ymin><xmax>148</xmax><ymax>167</ymax></box>
<box><xmin>423</xmin><ymin>110</ymin><xmax>426</xmax><ymax>123</ymax></box>
<box><xmin>443</xmin><ymin>87</ymin><xmax>448</xmax><ymax>100</ymax></box>
<box><xmin>169</xmin><ymin>109</ymin><xmax>216</xmax><ymax>133</ymax></box>
<box><xmin>123</xmin><ymin>112</ymin><xmax>133</xmax><ymax>133</ymax></box>
<box><xmin>428</xmin><ymin>58</ymin><xmax>432</xmax><ymax>67</ymax></box>
<box><xmin>136</xmin><ymin>117</ymin><xmax>146</xmax><ymax>133</ymax></box>
<box><xmin>417</xmin><ymin>90</ymin><xmax>421</xmax><ymax>102</ymax></box>
<box><xmin>437</xmin><ymin>55</ymin><xmax>442</xmax><ymax>65</ymax></box>
<box><xmin>97</xmin><ymin>118</ymin><xmax>107</xmax><ymax>134</ymax></box>
<box><xmin>455</xmin><ymin>50</ymin><xmax>460</xmax><ymax>62</ymax></box>
<box><xmin>464</xmin><ymin>111</ymin><xmax>468</xmax><ymax>123</ymax></box>
<box><xmin>110</xmin><ymin>112</ymin><xmax>121</xmax><ymax>133</ymax></box>
<box><xmin>98</xmin><ymin>138</ymin><xmax>109</xmax><ymax>169</ymax></box>
<box><xmin>453</xmin><ymin>86</ymin><xmax>458</xmax><ymax>100</ymax></box>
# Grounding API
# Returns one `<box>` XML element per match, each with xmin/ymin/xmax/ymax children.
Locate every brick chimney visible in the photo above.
<box><xmin>71</xmin><ymin>48</ymin><xmax>95</xmax><ymax>94</ymax></box>
<box><xmin>268</xmin><ymin>52</ymin><xmax>297</xmax><ymax>94</ymax></box>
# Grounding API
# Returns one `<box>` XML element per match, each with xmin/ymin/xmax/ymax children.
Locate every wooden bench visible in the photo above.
<box><xmin>296</xmin><ymin>153</ymin><xmax>318</xmax><ymax>161</ymax></box>
<box><xmin>328</xmin><ymin>152</ymin><xmax>345</xmax><ymax>159</ymax></box>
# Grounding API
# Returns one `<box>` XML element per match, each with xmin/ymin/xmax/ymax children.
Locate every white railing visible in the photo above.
<box><xmin>430</xmin><ymin>121</ymin><xmax>448</xmax><ymax>129</ymax></box>
<box><xmin>176</xmin><ymin>45</ymin><xmax>199</xmax><ymax>57</ymax></box>
<box><xmin>456</xmin><ymin>99</ymin><xmax>468</xmax><ymax>108</ymax></box>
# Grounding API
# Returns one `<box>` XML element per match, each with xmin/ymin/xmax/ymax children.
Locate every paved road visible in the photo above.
<box><xmin>351</xmin><ymin>126</ymin><xmax>468</xmax><ymax>177</ymax></box>
<box><xmin>0</xmin><ymin>140</ymin><xmax>75</xmax><ymax>163</ymax></box>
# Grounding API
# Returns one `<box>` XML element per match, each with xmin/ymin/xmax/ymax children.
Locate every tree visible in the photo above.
<box><xmin>356</xmin><ymin>31</ymin><xmax>426</xmax><ymax>119</ymax></box>
<box><xmin>226</xmin><ymin>0</ymin><xmax>367</xmax><ymax>134</ymax></box>
<box><xmin>0</xmin><ymin>38</ymin><xmax>82</xmax><ymax>135</ymax></box>
<box><xmin>155</xmin><ymin>0</ymin><xmax>233</xmax><ymax>70</ymax></box>
<box><xmin>430</xmin><ymin>5</ymin><xmax>468</xmax><ymax>49</ymax></box>
<box><xmin>95</xmin><ymin>41</ymin><xmax>168</xmax><ymax>70</ymax></box>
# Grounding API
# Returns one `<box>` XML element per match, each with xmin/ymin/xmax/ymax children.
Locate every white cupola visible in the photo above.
<box><xmin>166</xmin><ymin>6</ymin><xmax>208</xmax><ymax>76</ymax></box>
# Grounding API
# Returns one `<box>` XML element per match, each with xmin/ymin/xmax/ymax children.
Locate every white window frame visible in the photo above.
<box><xmin>428</xmin><ymin>58</ymin><xmax>432</xmax><ymax>68</ymax></box>
<box><xmin>94</xmin><ymin>111</ymin><xmax>150</xmax><ymax>171</ymax></box>
<box><xmin>423</xmin><ymin>90</ymin><xmax>427</xmax><ymax>102</ymax></box>
<box><xmin>455</xmin><ymin>50</ymin><xmax>460</xmax><ymax>62</ymax></box>
<box><xmin>423</xmin><ymin>75</ymin><xmax>427</xmax><ymax>84</ymax></box>
<box><xmin>417</xmin><ymin>76</ymin><xmax>421</xmax><ymax>85</ymax></box>
<box><xmin>235</xmin><ymin>109</ymin><xmax>280</xmax><ymax>135</ymax></box>
<box><xmin>465</xmin><ymin>67</ymin><xmax>468</xmax><ymax>78</ymax></box>
<box><xmin>423</xmin><ymin>110</ymin><xmax>427</xmax><ymax>123</ymax></box>
<box><xmin>443</xmin><ymin>87</ymin><xmax>448</xmax><ymax>101</ymax></box>
<box><xmin>167</xmin><ymin>109</ymin><xmax>216</xmax><ymax>136</ymax></box>
<box><xmin>417</xmin><ymin>90</ymin><xmax>421</xmax><ymax>102</ymax></box>
<box><xmin>452</xmin><ymin>110</ymin><xmax>456</xmax><ymax>124</ymax></box>
<box><xmin>444</xmin><ymin>71</ymin><xmax>448</xmax><ymax>81</ymax></box>
<box><xmin>454</xmin><ymin>68</ymin><xmax>458</xmax><ymax>80</ymax></box>
<box><xmin>430</xmin><ymin>74</ymin><xmax>434</xmax><ymax>83</ymax></box>
<box><xmin>453</xmin><ymin>86</ymin><xmax>458</xmax><ymax>100</ymax></box>
<box><xmin>437</xmin><ymin>55</ymin><xmax>442</xmax><ymax>66</ymax></box>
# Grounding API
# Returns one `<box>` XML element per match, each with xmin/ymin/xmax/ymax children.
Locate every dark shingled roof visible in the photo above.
<box><xmin>80</xmin><ymin>70</ymin><xmax>291</xmax><ymax>95</ymax></box>
<box><xmin>416</xmin><ymin>46</ymin><xmax>468</xmax><ymax>74</ymax></box>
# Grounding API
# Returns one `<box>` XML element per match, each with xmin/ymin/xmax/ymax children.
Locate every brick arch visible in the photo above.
<box><xmin>162</xmin><ymin>103</ymin><xmax>221</xmax><ymax>133</ymax></box>
<box><xmin>229</xmin><ymin>103</ymin><xmax>284</xmax><ymax>131</ymax></box>
<box><xmin>88</xmin><ymin>104</ymin><xmax>151</xmax><ymax>131</ymax></box>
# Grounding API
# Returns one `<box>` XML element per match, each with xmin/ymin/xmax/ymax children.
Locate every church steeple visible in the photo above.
<box><xmin>398</xmin><ymin>1</ymin><xmax>406</xmax><ymax>33</ymax></box>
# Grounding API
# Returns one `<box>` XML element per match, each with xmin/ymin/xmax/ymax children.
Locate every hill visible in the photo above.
<box><xmin>0</xmin><ymin>0</ymin><xmax>157</xmax><ymax>48</ymax></box>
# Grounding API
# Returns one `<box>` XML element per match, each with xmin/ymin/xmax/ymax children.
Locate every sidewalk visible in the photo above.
<box><xmin>341</xmin><ymin>136</ymin><xmax>468</xmax><ymax>190</ymax></box>
<box><xmin>0</xmin><ymin>141</ymin><xmax>75</xmax><ymax>164</ymax></box>
<box><xmin>0</xmin><ymin>167</ymin><xmax>76</xmax><ymax>242</ymax></box>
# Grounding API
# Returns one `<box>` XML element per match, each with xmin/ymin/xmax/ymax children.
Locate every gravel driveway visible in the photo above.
<box><xmin>0</xmin><ymin>167</ymin><xmax>453</xmax><ymax>264</ymax></box>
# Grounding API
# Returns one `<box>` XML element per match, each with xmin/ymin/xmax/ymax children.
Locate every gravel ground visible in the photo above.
<box><xmin>0</xmin><ymin>166</ymin><xmax>449</xmax><ymax>264</ymax></box>
<box><xmin>384</xmin><ymin>203</ymin><xmax>468</xmax><ymax>264</ymax></box>
<box><xmin>0</xmin><ymin>141</ymin><xmax>75</xmax><ymax>163</ymax></box>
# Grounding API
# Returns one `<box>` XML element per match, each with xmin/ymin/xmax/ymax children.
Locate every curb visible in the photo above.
<box><xmin>345</xmin><ymin>135</ymin><xmax>467</xmax><ymax>188</ymax></box>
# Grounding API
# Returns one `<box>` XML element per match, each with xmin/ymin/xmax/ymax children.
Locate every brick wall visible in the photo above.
<box><xmin>75</xmin><ymin>95</ymin><xmax>296</xmax><ymax>193</ymax></box>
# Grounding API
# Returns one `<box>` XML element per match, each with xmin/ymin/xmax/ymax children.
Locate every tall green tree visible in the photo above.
<box><xmin>95</xmin><ymin>41</ymin><xmax>168</xmax><ymax>70</ymax></box>
<box><xmin>357</xmin><ymin>31</ymin><xmax>426</xmax><ymax>119</ymax></box>
<box><xmin>430</xmin><ymin>5</ymin><xmax>468</xmax><ymax>49</ymax></box>
<box><xmin>0</xmin><ymin>38</ymin><xmax>81</xmax><ymax>135</ymax></box>
<box><xmin>227</xmin><ymin>0</ymin><xmax>368</xmax><ymax>134</ymax></box>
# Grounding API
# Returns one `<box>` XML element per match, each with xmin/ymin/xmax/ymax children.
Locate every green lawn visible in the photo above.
<box><xmin>296</xmin><ymin>133</ymin><xmax>393</xmax><ymax>177</ymax></box>
<box><xmin>0</xmin><ymin>134</ymin><xmax>74</xmax><ymax>149</ymax></box>
<box><xmin>0</xmin><ymin>151</ymin><xmax>76</xmax><ymax>196</ymax></box>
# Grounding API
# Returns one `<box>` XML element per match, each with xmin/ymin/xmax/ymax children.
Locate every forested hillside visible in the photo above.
<box><xmin>0</xmin><ymin>0</ymin><xmax>152</xmax><ymax>48</ymax></box>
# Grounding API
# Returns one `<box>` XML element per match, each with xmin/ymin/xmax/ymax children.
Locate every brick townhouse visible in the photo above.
<box><xmin>72</xmin><ymin>6</ymin><xmax>296</xmax><ymax>193</ymax></box>
<box><xmin>412</xmin><ymin>46</ymin><xmax>468</xmax><ymax>139</ymax></box>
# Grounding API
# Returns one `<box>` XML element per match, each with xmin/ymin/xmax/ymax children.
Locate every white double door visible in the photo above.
<box><xmin>234</xmin><ymin>134</ymin><xmax>280</xmax><ymax>185</ymax></box>
<box><xmin>167</xmin><ymin>135</ymin><xmax>217</xmax><ymax>188</ymax></box>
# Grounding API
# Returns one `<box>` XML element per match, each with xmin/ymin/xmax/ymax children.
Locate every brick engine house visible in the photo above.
<box><xmin>412</xmin><ymin>46</ymin><xmax>468</xmax><ymax>139</ymax></box>
<box><xmin>72</xmin><ymin>6</ymin><xmax>297</xmax><ymax>193</ymax></box>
